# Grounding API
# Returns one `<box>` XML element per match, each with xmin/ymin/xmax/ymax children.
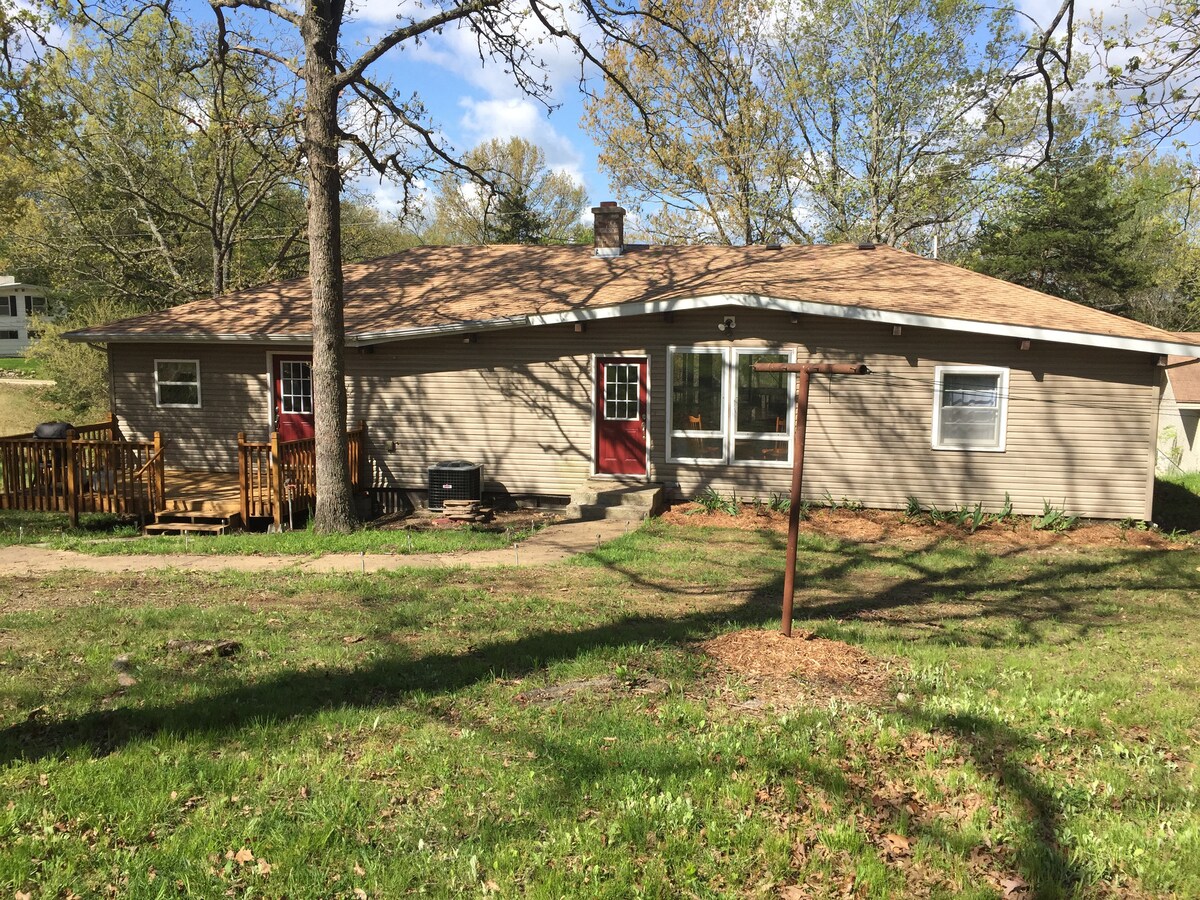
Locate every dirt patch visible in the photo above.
<box><xmin>370</xmin><ymin>508</ymin><xmax>561</xmax><ymax>533</ymax></box>
<box><xmin>700</xmin><ymin>628</ymin><xmax>902</xmax><ymax>706</ymax></box>
<box><xmin>662</xmin><ymin>503</ymin><xmax>1191</xmax><ymax>551</ymax></box>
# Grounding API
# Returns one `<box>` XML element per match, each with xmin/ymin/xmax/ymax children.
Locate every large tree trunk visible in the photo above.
<box><xmin>303</xmin><ymin>0</ymin><xmax>356</xmax><ymax>533</ymax></box>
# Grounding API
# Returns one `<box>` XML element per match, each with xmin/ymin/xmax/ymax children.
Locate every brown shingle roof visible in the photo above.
<box><xmin>1168</xmin><ymin>333</ymin><xmax>1200</xmax><ymax>402</ymax></box>
<box><xmin>66</xmin><ymin>243</ymin><xmax>1200</xmax><ymax>355</ymax></box>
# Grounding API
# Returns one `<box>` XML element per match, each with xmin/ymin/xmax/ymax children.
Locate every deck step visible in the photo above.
<box><xmin>145</xmin><ymin>521</ymin><xmax>230</xmax><ymax>536</ymax></box>
<box><xmin>145</xmin><ymin>510</ymin><xmax>242</xmax><ymax>536</ymax></box>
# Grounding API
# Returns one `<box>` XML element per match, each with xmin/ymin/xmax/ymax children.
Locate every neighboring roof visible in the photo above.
<box><xmin>66</xmin><ymin>243</ymin><xmax>1200</xmax><ymax>357</ymax></box>
<box><xmin>1167</xmin><ymin>333</ymin><xmax>1200</xmax><ymax>404</ymax></box>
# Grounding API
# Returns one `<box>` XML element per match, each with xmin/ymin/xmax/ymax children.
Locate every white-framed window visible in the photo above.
<box><xmin>155</xmin><ymin>359</ymin><xmax>201</xmax><ymax>408</ymax></box>
<box><xmin>668</xmin><ymin>346</ymin><xmax>793</xmax><ymax>465</ymax></box>
<box><xmin>278</xmin><ymin>359</ymin><xmax>313</xmax><ymax>414</ymax></box>
<box><xmin>25</xmin><ymin>296</ymin><xmax>47</xmax><ymax>316</ymax></box>
<box><xmin>932</xmin><ymin>366</ymin><xmax>1008</xmax><ymax>451</ymax></box>
<box><xmin>2</xmin><ymin>296</ymin><xmax>15</xmax><ymax>317</ymax></box>
<box><xmin>0</xmin><ymin>329</ymin><xmax>18</xmax><ymax>340</ymax></box>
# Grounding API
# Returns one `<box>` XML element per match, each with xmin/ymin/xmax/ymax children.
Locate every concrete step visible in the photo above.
<box><xmin>565</xmin><ymin>481</ymin><xmax>664</xmax><ymax>522</ymax></box>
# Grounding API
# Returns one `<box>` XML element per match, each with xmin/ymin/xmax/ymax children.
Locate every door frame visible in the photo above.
<box><xmin>266</xmin><ymin>350</ymin><xmax>315</xmax><ymax>439</ymax></box>
<box><xmin>590</xmin><ymin>353</ymin><xmax>651</xmax><ymax>478</ymax></box>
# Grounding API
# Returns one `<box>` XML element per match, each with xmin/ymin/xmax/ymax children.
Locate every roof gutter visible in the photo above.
<box><xmin>65</xmin><ymin>315</ymin><xmax>534</xmax><ymax>347</ymax></box>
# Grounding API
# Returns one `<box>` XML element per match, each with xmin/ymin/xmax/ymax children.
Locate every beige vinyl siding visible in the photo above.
<box><xmin>110</xmin><ymin>343</ymin><xmax>271</xmax><ymax>472</ymax></box>
<box><xmin>107</xmin><ymin>304</ymin><xmax>1160</xmax><ymax>519</ymax></box>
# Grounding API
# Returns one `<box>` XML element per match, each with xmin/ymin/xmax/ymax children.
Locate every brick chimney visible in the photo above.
<box><xmin>592</xmin><ymin>201</ymin><xmax>625</xmax><ymax>258</ymax></box>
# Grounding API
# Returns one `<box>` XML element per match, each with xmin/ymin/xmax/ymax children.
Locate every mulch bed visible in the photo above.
<box><xmin>699</xmin><ymin>628</ymin><xmax>902</xmax><ymax>707</ymax></box>
<box><xmin>662</xmin><ymin>503</ymin><xmax>1185</xmax><ymax>550</ymax></box>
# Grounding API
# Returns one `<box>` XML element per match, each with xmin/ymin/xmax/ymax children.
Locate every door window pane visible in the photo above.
<box><xmin>604</xmin><ymin>363</ymin><xmax>640</xmax><ymax>420</ymax></box>
<box><xmin>280</xmin><ymin>361</ymin><xmax>313</xmax><ymax>414</ymax></box>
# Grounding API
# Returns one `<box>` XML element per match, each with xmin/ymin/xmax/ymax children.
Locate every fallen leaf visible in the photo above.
<box><xmin>353</xmin><ymin>889</ymin><xmax>368</xmax><ymax>900</ymax></box>
<box><xmin>256</xmin><ymin>859</ymin><xmax>272</xmax><ymax>876</ymax></box>
<box><xmin>353</xmin><ymin>863</ymin><xmax>365</xmax><ymax>876</ymax></box>
<box><xmin>780</xmin><ymin>887</ymin><xmax>808</xmax><ymax>899</ymax></box>
<box><xmin>343</xmin><ymin>635</ymin><xmax>365</xmax><ymax>645</ymax></box>
<box><xmin>483</xmin><ymin>881</ymin><xmax>500</xmax><ymax>894</ymax></box>
<box><xmin>38</xmin><ymin>774</ymin><xmax>48</xmax><ymax>787</ymax></box>
<box><xmin>882</xmin><ymin>833</ymin><xmax>911</xmax><ymax>857</ymax></box>
<box><xmin>16</xmin><ymin>891</ymin><xmax>32</xmax><ymax>900</ymax></box>
<box><xmin>233</xmin><ymin>847</ymin><xmax>254</xmax><ymax>865</ymax></box>
<box><xmin>1000</xmin><ymin>876</ymin><xmax>1028</xmax><ymax>896</ymax></box>
<box><xmin>298</xmin><ymin>785</ymin><xmax>310</xmax><ymax>800</ymax></box>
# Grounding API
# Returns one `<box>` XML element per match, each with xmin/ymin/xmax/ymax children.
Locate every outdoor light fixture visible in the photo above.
<box><xmin>718</xmin><ymin>316</ymin><xmax>736</xmax><ymax>333</ymax></box>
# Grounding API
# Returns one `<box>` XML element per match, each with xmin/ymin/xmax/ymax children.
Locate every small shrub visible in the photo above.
<box><xmin>904</xmin><ymin>496</ymin><xmax>923</xmax><ymax>519</ymax></box>
<box><xmin>768</xmin><ymin>492</ymin><xmax>791</xmax><ymax>513</ymax></box>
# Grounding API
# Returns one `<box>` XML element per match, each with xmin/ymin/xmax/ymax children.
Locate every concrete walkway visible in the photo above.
<box><xmin>0</xmin><ymin>378</ymin><xmax>55</xmax><ymax>387</ymax></box>
<box><xmin>0</xmin><ymin>518</ymin><xmax>639</xmax><ymax>576</ymax></box>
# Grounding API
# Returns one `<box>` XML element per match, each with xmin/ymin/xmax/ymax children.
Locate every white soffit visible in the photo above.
<box><xmin>528</xmin><ymin>293</ymin><xmax>1200</xmax><ymax>358</ymax></box>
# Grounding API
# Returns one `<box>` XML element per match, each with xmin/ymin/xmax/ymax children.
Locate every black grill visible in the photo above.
<box><xmin>427</xmin><ymin>460</ymin><xmax>483</xmax><ymax>511</ymax></box>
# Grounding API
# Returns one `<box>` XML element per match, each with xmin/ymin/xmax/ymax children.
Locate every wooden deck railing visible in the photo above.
<box><xmin>237</xmin><ymin>421</ymin><xmax>366</xmax><ymax>528</ymax></box>
<box><xmin>0</xmin><ymin>416</ymin><xmax>165</xmax><ymax>525</ymax></box>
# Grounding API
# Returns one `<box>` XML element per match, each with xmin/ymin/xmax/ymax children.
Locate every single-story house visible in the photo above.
<box><xmin>1158</xmin><ymin>333</ymin><xmax>1200</xmax><ymax>474</ymax></box>
<box><xmin>66</xmin><ymin>203</ymin><xmax>1200</xmax><ymax>521</ymax></box>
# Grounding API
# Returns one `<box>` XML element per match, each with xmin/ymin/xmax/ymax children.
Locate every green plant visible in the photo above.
<box><xmin>768</xmin><ymin>492</ymin><xmax>791</xmax><ymax>513</ymax></box>
<box><xmin>904</xmin><ymin>496</ymin><xmax>923</xmax><ymax>519</ymax></box>
<box><xmin>965</xmin><ymin>501</ymin><xmax>987</xmax><ymax>534</ymax></box>
<box><xmin>1032</xmin><ymin>500</ymin><xmax>1078</xmax><ymax>532</ymax></box>
<box><xmin>997</xmin><ymin>492</ymin><xmax>1014</xmax><ymax>522</ymax></box>
<box><xmin>694</xmin><ymin>487</ymin><xmax>739</xmax><ymax>516</ymax></box>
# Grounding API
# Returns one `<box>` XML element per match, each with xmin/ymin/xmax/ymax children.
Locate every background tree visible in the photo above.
<box><xmin>585</xmin><ymin>0</ymin><xmax>1037</xmax><ymax>247</ymax></box>
<box><xmin>1098</xmin><ymin>0</ymin><xmax>1200</xmax><ymax>144</ymax></box>
<box><xmin>583</xmin><ymin>0</ymin><xmax>795</xmax><ymax>245</ymax></box>
<box><xmin>5</xmin><ymin>11</ymin><xmax>306</xmax><ymax>308</ymax></box>
<box><xmin>967</xmin><ymin>144</ymin><xmax>1153</xmax><ymax>311</ymax></box>
<box><xmin>428</xmin><ymin>137</ymin><xmax>587</xmax><ymax>245</ymax></box>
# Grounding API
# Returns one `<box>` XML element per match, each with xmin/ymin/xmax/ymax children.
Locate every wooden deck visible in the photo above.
<box><xmin>163</xmin><ymin>469</ymin><xmax>242</xmax><ymax>516</ymax></box>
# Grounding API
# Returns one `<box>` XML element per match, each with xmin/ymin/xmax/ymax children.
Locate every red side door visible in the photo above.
<box><xmin>595</xmin><ymin>357</ymin><xmax>648</xmax><ymax>476</ymax></box>
<box><xmin>273</xmin><ymin>355</ymin><xmax>315</xmax><ymax>442</ymax></box>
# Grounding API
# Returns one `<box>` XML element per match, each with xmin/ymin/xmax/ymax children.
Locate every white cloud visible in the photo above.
<box><xmin>458</xmin><ymin>96</ymin><xmax>586</xmax><ymax>184</ymax></box>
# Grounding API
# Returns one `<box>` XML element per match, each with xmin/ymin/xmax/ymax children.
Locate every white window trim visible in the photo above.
<box><xmin>666</xmin><ymin>345</ymin><xmax>794</xmax><ymax>466</ymax></box>
<box><xmin>154</xmin><ymin>358</ymin><xmax>202</xmax><ymax>409</ymax></box>
<box><xmin>931</xmin><ymin>365</ymin><xmax>1009</xmax><ymax>452</ymax></box>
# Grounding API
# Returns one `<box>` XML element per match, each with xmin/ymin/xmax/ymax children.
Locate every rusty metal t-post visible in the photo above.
<box><xmin>753</xmin><ymin>362</ymin><xmax>870</xmax><ymax>636</ymax></box>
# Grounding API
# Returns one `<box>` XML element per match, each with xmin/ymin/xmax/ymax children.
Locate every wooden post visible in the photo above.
<box><xmin>64</xmin><ymin>429</ymin><xmax>78</xmax><ymax>528</ymax></box>
<box><xmin>237</xmin><ymin>432</ymin><xmax>249</xmax><ymax>522</ymax></box>
<box><xmin>107</xmin><ymin>411</ymin><xmax>119</xmax><ymax>440</ymax></box>
<box><xmin>270</xmin><ymin>430</ymin><xmax>283</xmax><ymax>530</ymax></box>
<box><xmin>753</xmin><ymin>362</ymin><xmax>870</xmax><ymax>636</ymax></box>
<box><xmin>152</xmin><ymin>432</ymin><xmax>165</xmax><ymax>514</ymax></box>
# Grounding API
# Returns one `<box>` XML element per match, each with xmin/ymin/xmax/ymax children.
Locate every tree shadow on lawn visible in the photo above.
<box><xmin>3</xmin><ymin>537</ymin><xmax>1196</xmax><ymax>896</ymax></box>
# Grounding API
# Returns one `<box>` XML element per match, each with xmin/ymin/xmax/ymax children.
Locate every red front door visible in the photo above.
<box><xmin>273</xmin><ymin>355</ymin><xmax>315</xmax><ymax>442</ymax></box>
<box><xmin>596</xmin><ymin>357</ymin><xmax>648</xmax><ymax>475</ymax></box>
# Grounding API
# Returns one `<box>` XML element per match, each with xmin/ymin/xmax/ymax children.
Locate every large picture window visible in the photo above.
<box><xmin>932</xmin><ymin>366</ymin><xmax>1008</xmax><ymax>451</ymax></box>
<box><xmin>668</xmin><ymin>347</ymin><xmax>792</xmax><ymax>464</ymax></box>
<box><xmin>155</xmin><ymin>359</ymin><xmax>201</xmax><ymax>408</ymax></box>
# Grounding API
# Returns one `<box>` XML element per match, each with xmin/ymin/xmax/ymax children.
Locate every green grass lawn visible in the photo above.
<box><xmin>0</xmin><ymin>382</ymin><xmax>63</xmax><ymax>437</ymax></box>
<box><xmin>2</xmin><ymin>521</ymin><xmax>1198</xmax><ymax>898</ymax></box>
<box><xmin>0</xmin><ymin>510</ymin><xmax>532</xmax><ymax>555</ymax></box>
<box><xmin>0</xmin><ymin>357</ymin><xmax>45</xmax><ymax>378</ymax></box>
